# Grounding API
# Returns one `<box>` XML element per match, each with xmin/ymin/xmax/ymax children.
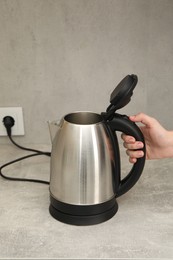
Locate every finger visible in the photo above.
<box><xmin>126</xmin><ymin>149</ymin><xmax>144</xmax><ymax>159</ymax></box>
<box><xmin>123</xmin><ymin>141</ymin><xmax>144</xmax><ymax>150</ymax></box>
<box><xmin>129</xmin><ymin>113</ymin><xmax>154</xmax><ymax>127</ymax></box>
<box><xmin>121</xmin><ymin>134</ymin><xmax>136</xmax><ymax>143</ymax></box>
<box><xmin>129</xmin><ymin>157</ymin><xmax>137</xmax><ymax>164</ymax></box>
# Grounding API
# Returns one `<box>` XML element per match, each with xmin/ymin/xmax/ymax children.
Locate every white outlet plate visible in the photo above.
<box><xmin>0</xmin><ymin>107</ymin><xmax>25</xmax><ymax>136</ymax></box>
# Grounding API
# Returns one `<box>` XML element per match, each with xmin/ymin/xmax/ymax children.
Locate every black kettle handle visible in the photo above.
<box><xmin>107</xmin><ymin>114</ymin><xmax>146</xmax><ymax>197</ymax></box>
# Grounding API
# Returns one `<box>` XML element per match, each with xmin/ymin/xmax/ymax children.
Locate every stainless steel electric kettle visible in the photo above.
<box><xmin>49</xmin><ymin>74</ymin><xmax>146</xmax><ymax>225</ymax></box>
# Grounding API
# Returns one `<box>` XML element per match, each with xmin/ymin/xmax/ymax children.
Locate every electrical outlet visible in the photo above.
<box><xmin>0</xmin><ymin>107</ymin><xmax>25</xmax><ymax>136</ymax></box>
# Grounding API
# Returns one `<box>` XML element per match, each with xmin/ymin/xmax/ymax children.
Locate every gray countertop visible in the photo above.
<box><xmin>0</xmin><ymin>144</ymin><xmax>172</xmax><ymax>259</ymax></box>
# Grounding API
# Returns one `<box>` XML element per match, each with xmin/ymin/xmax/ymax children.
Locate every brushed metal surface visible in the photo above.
<box><xmin>50</xmin><ymin>112</ymin><xmax>116</xmax><ymax>205</ymax></box>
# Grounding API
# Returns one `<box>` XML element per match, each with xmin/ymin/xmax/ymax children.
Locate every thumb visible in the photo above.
<box><xmin>129</xmin><ymin>113</ymin><xmax>154</xmax><ymax>128</ymax></box>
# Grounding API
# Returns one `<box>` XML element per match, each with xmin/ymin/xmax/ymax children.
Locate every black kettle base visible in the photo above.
<box><xmin>49</xmin><ymin>196</ymin><xmax>118</xmax><ymax>226</ymax></box>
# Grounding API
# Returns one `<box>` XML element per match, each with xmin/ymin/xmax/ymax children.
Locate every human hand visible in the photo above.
<box><xmin>121</xmin><ymin>113</ymin><xmax>173</xmax><ymax>163</ymax></box>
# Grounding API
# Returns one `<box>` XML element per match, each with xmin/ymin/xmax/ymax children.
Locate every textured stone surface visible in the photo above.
<box><xmin>0</xmin><ymin>144</ymin><xmax>172</xmax><ymax>259</ymax></box>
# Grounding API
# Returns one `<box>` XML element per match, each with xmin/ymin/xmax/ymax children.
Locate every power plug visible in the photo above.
<box><xmin>3</xmin><ymin>116</ymin><xmax>15</xmax><ymax>136</ymax></box>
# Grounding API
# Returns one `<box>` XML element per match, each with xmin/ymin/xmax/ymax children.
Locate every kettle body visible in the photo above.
<box><xmin>50</xmin><ymin>112</ymin><xmax>117</xmax><ymax>205</ymax></box>
<box><xmin>49</xmin><ymin>111</ymin><xmax>145</xmax><ymax>225</ymax></box>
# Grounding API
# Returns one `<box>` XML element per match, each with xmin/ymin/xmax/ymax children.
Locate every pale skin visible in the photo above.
<box><xmin>121</xmin><ymin>113</ymin><xmax>173</xmax><ymax>163</ymax></box>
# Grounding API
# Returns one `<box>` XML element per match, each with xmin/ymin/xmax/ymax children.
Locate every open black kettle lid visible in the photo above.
<box><xmin>104</xmin><ymin>74</ymin><xmax>138</xmax><ymax>120</ymax></box>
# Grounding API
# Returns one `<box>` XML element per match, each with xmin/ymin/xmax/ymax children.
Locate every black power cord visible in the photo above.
<box><xmin>0</xmin><ymin>116</ymin><xmax>51</xmax><ymax>185</ymax></box>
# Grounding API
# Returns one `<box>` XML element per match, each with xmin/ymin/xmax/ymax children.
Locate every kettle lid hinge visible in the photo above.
<box><xmin>101</xmin><ymin>108</ymin><xmax>118</xmax><ymax>121</ymax></box>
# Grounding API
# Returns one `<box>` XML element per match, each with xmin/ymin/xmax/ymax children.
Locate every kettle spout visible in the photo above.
<box><xmin>47</xmin><ymin>120</ymin><xmax>60</xmax><ymax>143</ymax></box>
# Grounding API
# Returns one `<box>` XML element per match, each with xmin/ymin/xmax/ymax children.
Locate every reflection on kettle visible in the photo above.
<box><xmin>48</xmin><ymin>75</ymin><xmax>146</xmax><ymax>226</ymax></box>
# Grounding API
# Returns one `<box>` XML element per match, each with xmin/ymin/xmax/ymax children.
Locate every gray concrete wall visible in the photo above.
<box><xmin>0</xmin><ymin>0</ymin><xmax>173</xmax><ymax>144</ymax></box>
